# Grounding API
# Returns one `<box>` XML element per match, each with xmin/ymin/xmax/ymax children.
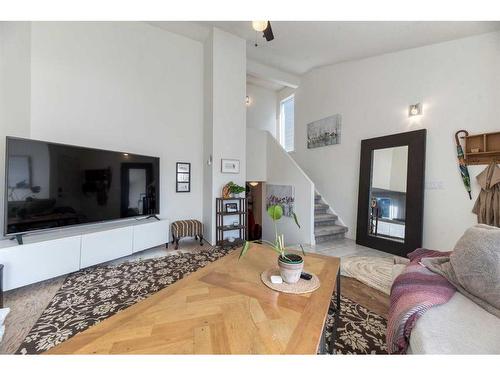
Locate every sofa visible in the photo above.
<box><xmin>390</xmin><ymin>225</ymin><xmax>500</xmax><ymax>354</ymax></box>
<box><xmin>408</xmin><ymin>291</ymin><xmax>500</xmax><ymax>354</ymax></box>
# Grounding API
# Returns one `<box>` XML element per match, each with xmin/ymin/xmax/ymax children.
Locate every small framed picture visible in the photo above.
<box><xmin>176</xmin><ymin>182</ymin><xmax>190</xmax><ymax>192</ymax></box>
<box><xmin>221</xmin><ymin>159</ymin><xmax>240</xmax><ymax>174</ymax></box>
<box><xmin>177</xmin><ymin>173</ymin><xmax>190</xmax><ymax>182</ymax></box>
<box><xmin>177</xmin><ymin>163</ymin><xmax>190</xmax><ymax>173</ymax></box>
<box><xmin>176</xmin><ymin>162</ymin><xmax>191</xmax><ymax>193</ymax></box>
<box><xmin>225</xmin><ymin>203</ymin><xmax>238</xmax><ymax>213</ymax></box>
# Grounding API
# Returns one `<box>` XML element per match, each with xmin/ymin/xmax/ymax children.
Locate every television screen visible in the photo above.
<box><xmin>4</xmin><ymin>137</ymin><xmax>160</xmax><ymax>235</ymax></box>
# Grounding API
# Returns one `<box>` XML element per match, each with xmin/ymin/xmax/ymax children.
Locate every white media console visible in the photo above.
<box><xmin>0</xmin><ymin>218</ymin><xmax>170</xmax><ymax>291</ymax></box>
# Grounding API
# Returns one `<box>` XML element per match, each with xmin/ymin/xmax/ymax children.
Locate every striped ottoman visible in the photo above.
<box><xmin>171</xmin><ymin>220</ymin><xmax>204</xmax><ymax>250</ymax></box>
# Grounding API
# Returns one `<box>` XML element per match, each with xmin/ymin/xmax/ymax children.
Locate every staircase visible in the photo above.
<box><xmin>314</xmin><ymin>192</ymin><xmax>348</xmax><ymax>243</ymax></box>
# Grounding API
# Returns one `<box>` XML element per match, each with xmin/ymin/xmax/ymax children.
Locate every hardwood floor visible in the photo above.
<box><xmin>340</xmin><ymin>276</ymin><xmax>390</xmax><ymax>319</ymax></box>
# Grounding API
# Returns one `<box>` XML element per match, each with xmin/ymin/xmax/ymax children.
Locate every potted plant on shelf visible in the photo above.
<box><xmin>239</xmin><ymin>205</ymin><xmax>305</xmax><ymax>284</ymax></box>
<box><xmin>222</xmin><ymin>181</ymin><xmax>246</xmax><ymax>198</ymax></box>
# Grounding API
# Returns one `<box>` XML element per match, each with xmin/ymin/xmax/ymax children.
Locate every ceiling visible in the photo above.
<box><xmin>246</xmin><ymin>74</ymin><xmax>285</xmax><ymax>91</ymax></box>
<box><xmin>204</xmin><ymin>21</ymin><xmax>500</xmax><ymax>75</ymax></box>
<box><xmin>149</xmin><ymin>21</ymin><xmax>500</xmax><ymax>90</ymax></box>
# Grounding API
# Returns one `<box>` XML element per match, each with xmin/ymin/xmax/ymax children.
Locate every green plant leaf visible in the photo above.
<box><xmin>238</xmin><ymin>241</ymin><xmax>251</xmax><ymax>260</ymax></box>
<box><xmin>292</xmin><ymin>211</ymin><xmax>301</xmax><ymax>228</ymax></box>
<box><xmin>229</xmin><ymin>184</ymin><xmax>245</xmax><ymax>194</ymax></box>
<box><xmin>299</xmin><ymin>244</ymin><xmax>306</xmax><ymax>256</ymax></box>
<box><xmin>226</xmin><ymin>181</ymin><xmax>245</xmax><ymax>194</ymax></box>
<box><xmin>269</xmin><ymin>245</ymin><xmax>282</xmax><ymax>255</ymax></box>
<box><xmin>267</xmin><ymin>205</ymin><xmax>283</xmax><ymax>221</ymax></box>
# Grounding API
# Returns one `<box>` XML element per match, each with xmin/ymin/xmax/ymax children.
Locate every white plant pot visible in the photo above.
<box><xmin>278</xmin><ymin>254</ymin><xmax>304</xmax><ymax>284</ymax></box>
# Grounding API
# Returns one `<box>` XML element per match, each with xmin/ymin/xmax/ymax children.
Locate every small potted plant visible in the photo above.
<box><xmin>239</xmin><ymin>205</ymin><xmax>305</xmax><ymax>284</ymax></box>
<box><xmin>229</xmin><ymin>182</ymin><xmax>245</xmax><ymax>197</ymax></box>
<box><xmin>222</xmin><ymin>181</ymin><xmax>246</xmax><ymax>198</ymax></box>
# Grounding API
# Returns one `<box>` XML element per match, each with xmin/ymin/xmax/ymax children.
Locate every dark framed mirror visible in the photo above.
<box><xmin>356</xmin><ymin>129</ymin><xmax>426</xmax><ymax>256</ymax></box>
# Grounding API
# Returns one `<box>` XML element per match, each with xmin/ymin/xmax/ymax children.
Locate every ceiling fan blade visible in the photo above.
<box><xmin>263</xmin><ymin>21</ymin><xmax>274</xmax><ymax>42</ymax></box>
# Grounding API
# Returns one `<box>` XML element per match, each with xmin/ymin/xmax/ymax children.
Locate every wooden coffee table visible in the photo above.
<box><xmin>47</xmin><ymin>244</ymin><xmax>341</xmax><ymax>354</ymax></box>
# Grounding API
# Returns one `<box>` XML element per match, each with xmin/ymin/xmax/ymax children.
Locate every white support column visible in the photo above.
<box><xmin>202</xmin><ymin>27</ymin><xmax>247</xmax><ymax>245</ymax></box>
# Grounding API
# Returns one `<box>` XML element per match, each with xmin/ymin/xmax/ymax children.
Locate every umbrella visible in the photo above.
<box><xmin>455</xmin><ymin>130</ymin><xmax>472</xmax><ymax>200</ymax></box>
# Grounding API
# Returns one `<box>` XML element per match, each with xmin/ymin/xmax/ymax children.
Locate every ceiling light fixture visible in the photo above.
<box><xmin>249</xmin><ymin>182</ymin><xmax>259</xmax><ymax>187</ymax></box>
<box><xmin>252</xmin><ymin>21</ymin><xmax>268</xmax><ymax>32</ymax></box>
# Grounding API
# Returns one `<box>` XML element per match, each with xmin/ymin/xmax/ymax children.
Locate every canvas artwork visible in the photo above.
<box><xmin>307</xmin><ymin>114</ymin><xmax>342</xmax><ymax>149</ymax></box>
<box><xmin>266</xmin><ymin>184</ymin><xmax>295</xmax><ymax>217</ymax></box>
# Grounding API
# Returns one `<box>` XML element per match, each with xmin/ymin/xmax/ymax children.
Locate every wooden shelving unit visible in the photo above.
<box><xmin>215</xmin><ymin>197</ymin><xmax>247</xmax><ymax>249</ymax></box>
<box><xmin>464</xmin><ymin>131</ymin><xmax>500</xmax><ymax>165</ymax></box>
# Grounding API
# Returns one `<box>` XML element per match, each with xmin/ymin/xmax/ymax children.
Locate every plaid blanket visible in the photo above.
<box><xmin>386</xmin><ymin>248</ymin><xmax>456</xmax><ymax>354</ymax></box>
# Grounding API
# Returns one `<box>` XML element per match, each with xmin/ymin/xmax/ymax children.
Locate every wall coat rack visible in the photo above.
<box><xmin>461</xmin><ymin>131</ymin><xmax>500</xmax><ymax>165</ymax></box>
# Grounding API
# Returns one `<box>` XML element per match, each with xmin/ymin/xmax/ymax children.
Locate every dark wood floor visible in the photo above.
<box><xmin>340</xmin><ymin>276</ymin><xmax>390</xmax><ymax>319</ymax></box>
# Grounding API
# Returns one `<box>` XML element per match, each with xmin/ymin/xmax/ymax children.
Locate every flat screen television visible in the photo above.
<box><xmin>4</xmin><ymin>137</ymin><xmax>160</xmax><ymax>236</ymax></box>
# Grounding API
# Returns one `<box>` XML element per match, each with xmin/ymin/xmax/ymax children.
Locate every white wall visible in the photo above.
<box><xmin>0</xmin><ymin>22</ymin><xmax>32</xmax><ymax>234</ymax></box>
<box><xmin>246</xmin><ymin>83</ymin><xmax>277</xmax><ymax>137</ymax></box>
<box><xmin>292</xmin><ymin>31</ymin><xmax>500</xmax><ymax>250</ymax></box>
<box><xmin>203</xmin><ymin>28</ymin><xmax>246</xmax><ymax>244</ymax></box>
<box><xmin>2</xmin><ymin>22</ymin><xmax>205</xmax><ymax>230</ymax></box>
<box><xmin>246</xmin><ymin>128</ymin><xmax>267</xmax><ymax>182</ymax></box>
<box><xmin>263</xmin><ymin>132</ymin><xmax>315</xmax><ymax>246</ymax></box>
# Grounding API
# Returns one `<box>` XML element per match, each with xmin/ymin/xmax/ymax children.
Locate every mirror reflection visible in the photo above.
<box><xmin>369</xmin><ymin>146</ymin><xmax>408</xmax><ymax>242</ymax></box>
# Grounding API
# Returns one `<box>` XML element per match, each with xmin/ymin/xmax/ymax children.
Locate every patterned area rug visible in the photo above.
<box><xmin>17</xmin><ymin>249</ymin><xmax>387</xmax><ymax>355</ymax></box>
<box><xmin>325</xmin><ymin>295</ymin><xmax>387</xmax><ymax>354</ymax></box>
<box><xmin>16</xmin><ymin>247</ymin><xmax>231</xmax><ymax>354</ymax></box>
<box><xmin>341</xmin><ymin>256</ymin><xmax>399</xmax><ymax>295</ymax></box>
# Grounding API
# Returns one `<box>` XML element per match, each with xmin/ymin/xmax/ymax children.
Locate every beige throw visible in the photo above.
<box><xmin>422</xmin><ymin>225</ymin><xmax>500</xmax><ymax>318</ymax></box>
<box><xmin>472</xmin><ymin>162</ymin><xmax>500</xmax><ymax>227</ymax></box>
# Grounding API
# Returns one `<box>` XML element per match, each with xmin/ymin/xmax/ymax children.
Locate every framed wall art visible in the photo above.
<box><xmin>266</xmin><ymin>184</ymin><xmax>295</xmax><ymax>217</ymax></box>
<box><xmin>307</xmin><ymin>114</ymin><xmax>342</xmax><ymax>149</ymax></box>
<box><xmin>221</xmin><ymin>159</ymin><xmax>240</xmax><ymax>174</ymax></box>
<box><xmin>176</xmin><ymin>162</ymin><xmax>191</xmax><ymax>193</ymax></box>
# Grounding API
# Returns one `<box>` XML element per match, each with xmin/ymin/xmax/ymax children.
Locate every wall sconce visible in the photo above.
<box><xmin>245</xmin><ymin>96</ymin><xmax>251</xmax><ymax>106</ymax></box>
<box><xmin>408</xmin><ymin>103</ymin><xmax>423</xmax><ymax>117</ymax></box>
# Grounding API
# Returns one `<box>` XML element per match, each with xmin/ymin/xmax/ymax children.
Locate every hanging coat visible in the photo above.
<box><xmin>472</xmin><ymin>162</ymin><xmax>500</xmax><ymax>227</ymax></box>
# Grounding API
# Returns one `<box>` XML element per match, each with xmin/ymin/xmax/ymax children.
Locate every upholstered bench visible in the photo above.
<box><xmin>171</xmin><ymin>220</ymin><xmax>204</xmax><ymax>250</ymax></box>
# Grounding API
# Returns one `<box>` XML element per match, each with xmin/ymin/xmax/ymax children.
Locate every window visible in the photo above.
<box><xmin>279</xmin><ymin>95</ymin><xmax>295</xmax><ymax>152</ymax></box>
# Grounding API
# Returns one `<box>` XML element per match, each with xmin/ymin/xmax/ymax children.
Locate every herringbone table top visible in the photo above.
<box><xmin>47</xmin><ymin>245</ymin><xmax>340</xmax><ymax>354</ymax></box>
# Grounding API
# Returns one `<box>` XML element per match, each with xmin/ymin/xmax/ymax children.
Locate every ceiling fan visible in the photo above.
<box><xmin>252</xmin><ymin>21</ymin><xmax>274</xmax><ymax>44</ymax></box>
